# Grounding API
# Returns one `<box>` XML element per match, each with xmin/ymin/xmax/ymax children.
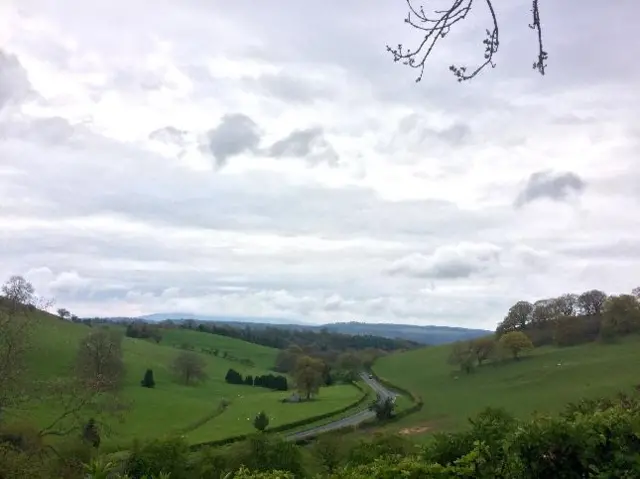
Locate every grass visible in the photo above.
<box><xmin>373</xmin><ymin>336</ymin><xmax>640</xmax><ymax>439</ymax></box>
<box><xmin>185</xmin><ymin>384</ymin><xmax>363</xmax><ymax>444</ymax></box>
<box><xmin>275</xmin><ymin>381</ymin><xmax>374</xmax><ymax>437</ymax></box>
<box><xmin>146</xmin><ymin>327</ymin><xmax>279</xmax><ymax>369</ymax></box>
<box><xmin>12</xmin><ymin>312</ymin><xmax>359</xmax><ymax>448</ymax></box>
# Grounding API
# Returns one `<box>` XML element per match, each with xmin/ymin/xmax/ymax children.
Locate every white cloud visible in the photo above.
<box><xmin>1</xmin><ymin>0</ymin><xmax>639</xmax><ymax>329</ymax></box>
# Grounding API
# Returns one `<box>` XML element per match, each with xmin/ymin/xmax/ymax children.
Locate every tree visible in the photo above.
<box><xmin>336</xmin><ymin>352</ymin><xmax>363</xmax><ymax>373</ymax></box>
<box><xmin>0</xmin><ymin>276</ymin><xmax>46</xmax><ymax>418</ymax></box>
<box><xmin>293</xmin><ymin>355</ymin><xmax>324</xmax><ymax>400</ymax></box>
<box><xmin>225</xmin><ymin>368</ymin><xmax>243</xmax><ymax>385</ymax></box>
<box><xmin>577</xmin><ymin>290</ymin><xmax>607</xmax><ymax>316</ymax></box>
<box><xmin>36</xmin><ymin>373</ymin><xmax>129</xmax><ymax>440</ymax></box>
<box><xmin>448</xmin><ymin>341</ymin><xmax>475</xmax><ymax>373</ymax></box>
<box><xmin>172</xmin><ymin>351</ymin><xmax>207</xmax><ymax>386</ymax></box>
<box><xmin>1</xmin><ymin>275</ymin><xmax>35</xmax><ymax>309</ymax></box>
<box><xmin>470</xmin><ymin>337</ymin><xmax>496</xmax><ymax>365</ymax></box>
<box><xmin>601</xmin><ymin>294</ymin><xmax>640</xmax><ymax>339</ymax></box>
<box><xmin>531</xmin><ymin>299</ymin><xmax>556</xmax><ymax>325</ymax></box>
<box><xmin>140</xmin><ymin>369</ymin><xmax>155</xmax><ymax>388</ymax></box>
<box><xmin>81</xmin><ymin>418</ymin><xmax>101</xmax><ymax>448</ymax></box>
<box><xmin>497</xmin><ymin>301</ymin><xmax>533</xmax><ymax>335</ymax></box>
<box><xmin>552</xmin><ymin>294</ymin><xmax>578</xmax><ymax>317</ymax></box>
<box><xmin>57</xmin><ymin>308</ymin><xmax>70</xmax><ymax>320</ymax></box>
<box><xmin>75</xmin><ymin>329</ymin><xmax>125</xmax><ymax>392</ymax></box>
<box><xmin>370</xmin><ymin>395</ymin><xmax>395</xmax><ymax>420</ymax></box>
<box><xmin>632</xmin><ymin>286</ymin><xmax>640</xmax><ymax>300</ymax></box>
<box><xmin>388</xmin><ymin>0</ymin><xmax>547</xmax><ymax>82</ymax></box>
<box><xmin>498</xmin><ymin>331</ymin><xmax>534</xmax><ymax>360</ymax></box>
<box><xmin>253</xmin><ymin>410</ymin><xmax>269</xmax><ymax>432</ymax></box>
<box><xmin>274</xmin><ymin>348</ymin><xmax>299</xmax><ymax>374</ymax></box>
<box><xmin>312</xmin><ymin>434</ymin><xmax>343</xmax><ymax>474</ymax></box>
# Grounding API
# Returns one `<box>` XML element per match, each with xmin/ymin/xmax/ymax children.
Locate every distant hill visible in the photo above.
<box><xmin>138</xmin><ymin>312</ymin><xmax>307</xmax><ymax>325</ymax></box>
<box><xmin>127</xmin><ymin>313</ymin><xmax>490</xmax><ymax>345</ymax></box>
<box><xmin>318</xmin><ymin>322</ymin><xmax>491</xmax><ymax>345</ymax></box>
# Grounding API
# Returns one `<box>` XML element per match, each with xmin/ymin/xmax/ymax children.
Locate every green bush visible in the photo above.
<box><xmin>125</xmin><ymin>436</ymin><xmax>190</xmax><ymax>479</ymax></box>
<box><xmin>140</xmin><ymin>368</ymin><xmax>156</xmax><ymax>388</ymax></box>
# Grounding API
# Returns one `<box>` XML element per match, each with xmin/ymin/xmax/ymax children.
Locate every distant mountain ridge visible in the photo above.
<box><xmin>138</xmin><ymin>312</ymin><xmax>306</xmax><ymax>325</ymax></box>
<box><xmin>131</xmin><ymin>313</ymin><xmax>490</xmax><ymax>345</ymax></box>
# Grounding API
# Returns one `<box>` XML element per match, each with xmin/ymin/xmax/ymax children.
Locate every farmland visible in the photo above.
<box><xmin>373</xmin><ymin>334</ymin><xmax>640</xmax><ymax>438</ymax></box>
<box><xmin>10</xmin><ymin>310</ymin><xmax>362</xmax><ymax>449</ymax></box>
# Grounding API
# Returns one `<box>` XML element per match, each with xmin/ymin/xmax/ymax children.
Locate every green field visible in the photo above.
<box><xmin>12</xmin><ymin>312</ymin><xmax>360</xmax><ymax>448</ymax></box>
<box><xmin>373</xmin><ymin>336</ymin><xmax>640</xmax><ymax>438</ymax></box>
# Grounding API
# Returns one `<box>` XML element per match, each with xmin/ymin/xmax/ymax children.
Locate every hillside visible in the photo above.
<box><xmin>10</xmin><ymin>309</ymin><xmax>362</xmax><ymax>449</ymax></box>
<box><xmin>373</xmin><ymin>335</ymin><xmax>640</xmax><ymax>438</ymax></box>
<box><xmin>125</xmin><ymin>313</ymin><xmax>489</xmax><ymax>345</ymax></box>
<box><xmin>322</xmin><ymin>322</ymin><xmax>490</xmax><ymax>344</ymax></box>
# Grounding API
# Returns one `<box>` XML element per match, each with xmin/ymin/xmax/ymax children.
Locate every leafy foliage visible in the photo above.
<box><xmin>253</xmin><ymin>411</ymin><xmax>269</xmax><ymax>432</ymax></box>
<box><xmin>495</xmin><ymin>287</ymin><xmax>640</xmax><ymax>350</ymax></box>
<box><xmin>292</xmin><ymin>355</ymin><xmax>325</xmax><ymax>400</ymax></box>
<box><xmin>126</xmin><ymin>322</ymin><xmax>163</xmax><ymax>343</ymax></box>
<box><xmin>370</xmin><ymin>395</ymin><xmax>395</xmax><ymax>420</ymax></box>
<box><xmin>498</xmin><ymin>331</ymin><xmax>534</xmax><ymax>360</ymax></box>
<box><xmin>171</xmin><ymin>351</ymin><xmax>207</xmax><ymax>386</ymax></box>
<box><xmin>224</xmin><ymin>368</ymin><xmax>288</xmax><ymax>391</ymax></box>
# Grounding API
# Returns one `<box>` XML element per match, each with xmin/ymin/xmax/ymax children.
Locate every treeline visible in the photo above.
<box><xmin>160</xmin><ymin>319</ymin><xmax>418</xmax><ymax>352</ymax></box>
<box><xmin>125</xmin><ymin>321</ymin><xmax>162</xmax><ymax>343</ymax></box>
<box><xmin>225</xmin><ymin>368</ymin><xmax>288</xmax><ymax>391</ymax></box>
<box><xmin>8</xmin><ymin>390</ymin><xmax>640</xmax><ymax>477</ymax></box>
<box><xmin>497</xmin><ymin>287</ymin><xmax>640</xmax><ymax>346</ymax></box>
<box><xmin>275</xmin><ymin>346</ymin><xmax>385</xmax><ymax>386</ymax></box>
<box><xmin>449</xmin><ymin>286</ymin><xmax>640</xmax><ymax>373</ymax></box>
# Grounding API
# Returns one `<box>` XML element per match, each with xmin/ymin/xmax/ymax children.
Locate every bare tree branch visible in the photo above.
<box><xmin>387</xmin><ymin>0</ymin><xmax>547</xmax><ymax>82</ymax></box>
<box><xmin>36</xmin><ymin>377</ymin><xmax>129</xmax><ymax>439</ymax></box>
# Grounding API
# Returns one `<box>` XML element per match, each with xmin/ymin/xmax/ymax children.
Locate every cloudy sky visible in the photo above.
<box><xmin>1</xmin><ymin>0</ymin><xmax>638</xmax><ymax>329</ymax></box>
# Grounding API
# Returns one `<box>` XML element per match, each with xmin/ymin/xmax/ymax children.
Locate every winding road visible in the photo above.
<box><xmin>285</xmin><ymin>373</ymin><xmax>397</xmax><ymax>442</ymax></box>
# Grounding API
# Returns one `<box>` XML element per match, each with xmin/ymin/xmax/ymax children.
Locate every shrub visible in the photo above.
<box><xmin>125</xmin><ymin>436</ymin><xmax>190</xmax><ymax>479</ymax></box>
<box><xmin>140</xmin><ymin>369</ymin><xmax>156</xmax><ymax>388</ymax></box>
<box><xmin>253</xmin><ymin>411</ymin><xmax>269</xmax><ymax>432</ymax></box>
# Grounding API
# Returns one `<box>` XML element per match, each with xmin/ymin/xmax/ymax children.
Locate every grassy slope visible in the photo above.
<box><xmin>373</xmin><ymin>336</ymin><xmax>640</xmax><ymax>438</ymax></box>
<box><xmin>17</xmin><ymin>312</ymin><xmax>360</xmax><ymax>448</ymax></box>
<box><xmin>146</xmin><ymin>327</ymin><xmax>279</xmax><ymax>370</ymax></box>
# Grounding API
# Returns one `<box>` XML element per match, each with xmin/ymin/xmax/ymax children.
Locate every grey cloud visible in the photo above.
<box><xmin>111</xmin><ymin>68</ymin><xmax>165</xmax><ymax>92</ymax></box>
<box><xmin>252</xmin><ymin>73</ymin><xmax>332</xmax><ymax>104</ymax></box>
<box><xmin>267</xmin><ymin>127</ymin><xmax>339</xmax><ymax>166</ymax></box>
<box><xmin>386</xmin><ymin>243</ymin><xmax>502</xmax><ymax>279</ymax></box>
<box><xmin>0</xmin><ymin>125</ymin><xmax>505</xmax><ymax>241</ymax></box>
<box><xmin>0</xmin><ymin>116</ymin><xmax>76</xmax><ymax>144</ymax></box>
<box><xmin>149</xmin><ymin>126</ymin><xmax>188</xmax><ymax>146</ymax></box>
<box><xmin>0</xmin><ymin>49</ymin><xmax>32</xmax><ymax>109</ymax></box>
<box><xmin>201</xmin><ymin>113</ymin><xmax>261</xmax><ymax>167</ymax></box>
<box><xmin>558</xmin><ymin>239</ymin><xmax>640</xmax><ymax>260</ymax></box>
<box><xmin>398</xmin><ymin>114</ymin><xmax>472</xmax><ymax>147</ymax></box>
<box><xmin>515</xmin><ymin>170</ymin><xmax>586</xmax><ymax>208</ymax></box>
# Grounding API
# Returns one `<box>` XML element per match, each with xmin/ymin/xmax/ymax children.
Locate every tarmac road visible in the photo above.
<box><xmin>285</xmin><ymin>372</ymin><xmax>397</xmax><ymax>442</ymax></box>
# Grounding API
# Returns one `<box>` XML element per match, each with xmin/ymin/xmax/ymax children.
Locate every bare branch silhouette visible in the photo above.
<box><xmin>387</xmin><ymin>0</ymin><xmax>547</xmax><ymax>82</ymax></box>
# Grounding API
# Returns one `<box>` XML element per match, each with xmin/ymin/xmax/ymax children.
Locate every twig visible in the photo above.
<box><xmin>387</xmin><ymin>0</ymin><xmax>546</xmax><ymax>82</ymax></box>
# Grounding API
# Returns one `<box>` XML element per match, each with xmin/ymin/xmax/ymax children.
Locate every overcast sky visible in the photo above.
<box><xmin>1</xmin><ymin>0</ymin><xmax>638</xmax><ymax>329</ymax></box>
